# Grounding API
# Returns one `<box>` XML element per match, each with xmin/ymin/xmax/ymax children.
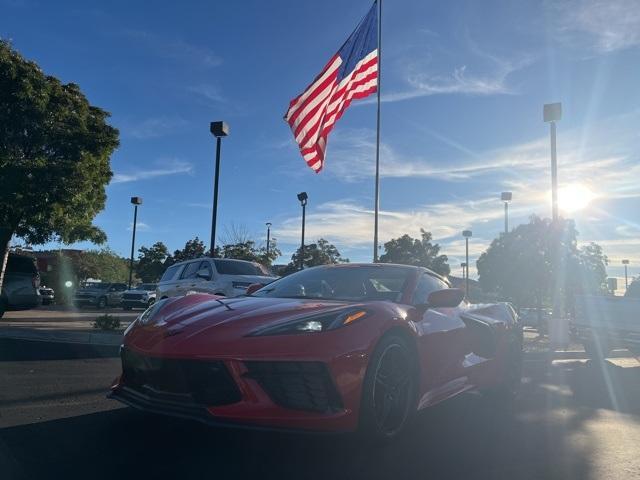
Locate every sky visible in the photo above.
<box><xmin>3</xmin><ymin>0</ymin><xmax>640</xmax><ymax>287</ymax></box>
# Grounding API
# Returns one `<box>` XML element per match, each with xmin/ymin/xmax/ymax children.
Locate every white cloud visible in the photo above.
<box><xmin>127</xmin><ymin>222</ymin><xmax>150</xmax><ymax>232</ymax></box>
<box><xmin>555</xmin><ymin>0</ymin><xmax>640</xmax><ymax>53</ymax></box>
<box><xmin>112</xmin><ymin>159</ymin><xmax>194</xmax><ymax>184</ymax></box>
<box><xmin>187</xmin><ymin>84</ymin><xmax>226</xmax><ymax>104</ymax></box>
<box><xmin>122</xmin><ymin>29</ymin><xmax>222</xmax><ymax>68</ymax></box>
<box><xmin>125</xmin><ymin>116</ymin><xmax>188</xmax><ymax>139</ymax></box>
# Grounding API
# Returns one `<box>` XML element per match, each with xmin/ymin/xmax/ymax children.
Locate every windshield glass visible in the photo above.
<box><xmin>214</xmin><ymin>259</ymin><xmax>267</xmax><ymax>276</ymax></box>
<box><xmin>252</xmin><ymin>265</ymin><xmax>412</xmax><ymax>302</ymax></box>
<box><xmin>135</xmin><ymin>284</ymin><xmax>156</xmax><ymax>290</ymax></box>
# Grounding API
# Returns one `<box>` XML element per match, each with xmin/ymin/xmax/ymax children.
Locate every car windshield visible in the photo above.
<box><xmin>135</xmin><ymin>284</ymin><xmax>156</xmax><ymax>290</ymax></box>
<box><xmin>214</xmin><ymin>259</ymin><xmax>268</xmax><ymax>276</ymax></box>
<box><xmin>252</xmin><ymin>265</ymin><xmax>412</xmax><ymax>302</ymax></box>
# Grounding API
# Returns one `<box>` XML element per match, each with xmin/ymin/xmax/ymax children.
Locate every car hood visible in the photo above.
<box><xmin>75</xmin><ymin>289</ymin><xmax>108</xmax><ymax>295</ymax></box>
<box><xmin>124</xmin><ymin>289</ymin><xmax>153</xmax><ymax>295</ymax></box>
<box><xmin>124</xmin><ymin>294</ymin><xmax>356</xmax><ymax>354</ymax></box>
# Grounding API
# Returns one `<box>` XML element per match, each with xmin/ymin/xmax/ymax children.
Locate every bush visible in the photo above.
<box><xmin>93</xmin><ymin>314</ymin><xmax>121</xmax><ymax>330</ymax></box>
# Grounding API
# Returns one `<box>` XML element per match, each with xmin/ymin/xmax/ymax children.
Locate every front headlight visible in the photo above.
<box><xmin>248</xmin><ymin>308</ymin><xmax>368</xmax><ymax>336</ymax></box>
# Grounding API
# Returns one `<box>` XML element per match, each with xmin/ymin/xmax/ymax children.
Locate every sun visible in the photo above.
<box><xmin>558</xmin><ymin>183</ymin><xmax>597</xmax><ymax>213</ymax></box>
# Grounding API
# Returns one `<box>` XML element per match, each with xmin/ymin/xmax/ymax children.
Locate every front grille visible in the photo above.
<box><xmin>244</xmin><ymin>361</ymin><xmax>343</xmax><ymax>413</ymax></box>
<box><xmin>123</xmin><ymin>293</ymin><xmax>144</xmax><ymax>300</ymax></box>
<box><xmin>121</xmin><ymin>348</ymin><xmax>241</xmax><ymax>406</ymax></box>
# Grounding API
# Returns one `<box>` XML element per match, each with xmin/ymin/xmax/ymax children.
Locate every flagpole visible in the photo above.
<box><xmin>373</xmin><ymin>0</ymin><xmax>382</xmax><ymax>262</ymax></box>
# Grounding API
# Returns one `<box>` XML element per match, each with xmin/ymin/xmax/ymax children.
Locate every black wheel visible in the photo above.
<box><xmin>359</xmin><ymin>334</ymin><xmax>417</xmax><ymax>442</ymax></box>
<box><xmin>97</xmin><ymin>296</ymin><xmax>107</xmax><ymax>309</ymax></box>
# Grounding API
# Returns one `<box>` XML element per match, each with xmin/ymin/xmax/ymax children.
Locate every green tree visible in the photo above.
<box><xmin>282</xmin><ymin>239</ymin><xmax>348</xmax><ymax>275</ymax></box>
<box><xmin>379</xmin><ymin>229</ymin><xmax>450</xmax><ymax>276</ymax></box>
<box><xmin>476</xmin><ymin>216</ymin><xmax>607</xmax><ymax>309</ymax></box>
<box><xmin>626</xmin><ymin>277</ymin><xmax>640</xmax><ymax>298</ymax></box>
<box><xmin>135</xmin><ymin>242</ymin><xmax>170</xmax><ymax>282</ymax></box>
<box><xmin>220</xmin><ymin>239</ymin><xmax>281</xmax><ymax>266</ymax></box>
<box><xmin>0</xmin><ymin>40</ymin><xmax>119</xmax><ymax>292</ymax></box>
<box><xmin>172</xmin><ymin>237</ymin><xmax>207</xmax><ymax>262</ymax></box>
<box><xmin>74</xmin><ymin>248</ymin><xmax>130</xmax><ymax>283</ymax></box>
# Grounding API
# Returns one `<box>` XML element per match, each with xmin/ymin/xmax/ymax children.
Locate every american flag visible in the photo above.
<box><xmin>284</xmin><ymin>2</ymin><xmax>378</xmax><ymax>173</ymax></box>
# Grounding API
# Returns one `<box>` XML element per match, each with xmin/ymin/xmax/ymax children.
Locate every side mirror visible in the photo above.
<box><xmin>196</xmin><ymin>269</ymin><xmax>212</xmax><ymax>281</ymax></box>
<box><xmin>427</xmin><ymin>288</ymin><xmax>465</xmax><ymax>308</ymax></box>
<box><xmin>246</xmin><ymin>283</ymin><xmax>264</xmax><ymax>296</ymax></box>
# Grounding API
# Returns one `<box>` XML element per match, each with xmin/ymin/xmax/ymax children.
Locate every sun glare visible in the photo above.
<box><xmin>558</xmin><ymin>184</ymin><xmax>596</xmax><ymax>213</ymax></box>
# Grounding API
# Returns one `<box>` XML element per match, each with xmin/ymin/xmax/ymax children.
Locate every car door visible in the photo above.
<box><xmin>412</xmin><ymin>274</ymin><xmax>469</xmax><ymax>406</ymax></box>
<box><xmin>175</xmin><ymin>261</ymin><xmax>202</xmax><ymax>295</ymax></box>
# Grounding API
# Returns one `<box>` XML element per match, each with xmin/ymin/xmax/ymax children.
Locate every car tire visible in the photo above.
<box><xmin>359</xmin><ymin>334</ymin><xmax>417</xmax><ymax>443</ymax></box>
<box><xmin>97</xmin><ymin>296</ymin><xmax>107</xmax><ymax>309</ymax></box>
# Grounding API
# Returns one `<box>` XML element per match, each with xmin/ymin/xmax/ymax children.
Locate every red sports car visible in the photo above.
<box><xmin>109</xmin><ymin>263</ymin><xmax>522</xmax><ymax>440</ymax></box>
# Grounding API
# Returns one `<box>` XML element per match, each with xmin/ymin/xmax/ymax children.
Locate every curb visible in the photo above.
<box><xmin>526</xmin><ymin>349</ymin><xmax>632</xmax><ymax>362</ymax></box>
<box><xmin>0</xmin><ymin>327</ymin><xmax>123</xmax><ymax>346</ymax></box>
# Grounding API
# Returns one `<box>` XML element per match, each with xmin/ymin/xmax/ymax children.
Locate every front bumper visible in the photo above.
<box><xmin>74</xmin><ymin>296</ymin><xmax>98</xmax><ymax>305</ymax></box>
<box><xmin>109</xmin><ymin>346</ymin><xmax>362</xmax><ymax>433</ymax></box>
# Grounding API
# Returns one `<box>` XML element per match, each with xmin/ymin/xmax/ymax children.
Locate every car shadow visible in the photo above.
<box><xmin>0</xmin><ymin>339</ymin><xmax>119</xmax><ymax>361</ymax></box>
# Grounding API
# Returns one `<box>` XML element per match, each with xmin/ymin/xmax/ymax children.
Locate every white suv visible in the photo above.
<box><xmin>156</xmin><ymin>258</ymin><xmax>277</xmax><ymax>300</ymax></box>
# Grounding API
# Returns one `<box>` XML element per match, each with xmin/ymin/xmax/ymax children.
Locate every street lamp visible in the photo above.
<box><xmin>623</xmin><ymin>259</ymin><xmax>630</xmax><ymax>291</ymax></box>
<box><xmin>543</xmin><ymin>103</ymin><xmax>562</xmax><ymax>221</ymax></box>
<box><xmin>501</xmin><ymin>191</ymin><xmax>512</xmax><ymax>234</ymax></box>
<box><xmin>209</xmin><ymin>121</ymin><xmax>229</xmax><ymax>257</ymax></box>
<box><xmin>128</xmin><ymin>196</ymin><xmax>143</xmax><ymax>289</ymax></box>
<box><xmin>462</xmin><ymin>230</ymin><xmax>472</xmax><ymax>297</ymax></box>
<box><xmin>461</xmin><ymin>262</ymin><xmax>467</xmax><ymax>279</ymax></box>
<box><xmin>297</xmin><ymin>192</ymin><xmax>308</xmax><ymax>270</ymax></box>
<box><xmin>265</xmin><ymin>222</ymin><xmax>272</xmax><ymax>257</ymax></box>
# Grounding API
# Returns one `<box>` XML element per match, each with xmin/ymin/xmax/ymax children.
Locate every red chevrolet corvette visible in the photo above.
<box><xmin>109</xmin><ymin>263</ymin><xmax>522</xmax><ymax>440</ymax></box>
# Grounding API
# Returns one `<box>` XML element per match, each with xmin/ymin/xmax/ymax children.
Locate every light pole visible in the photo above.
<box><xmin>461</xmin><ymin>262</ymin><xmax>467</xmax><ymax>280</ymax></box>
<box><xmin>462</xmin><ymin>230</ymin><xmax>472</xmax><ymax>297</ymax></box>
<box><xmin>209</xmin><ymin>121</ymin><xmax>229</xmax><ymax>257</ymax></box>
<box><xmin>265</xmin><ymin>222</ymin><xmax>272</xmax><ymax>257</ymax></box>
<box><xmin>297</xmin><ymin>192</ymin><xmax>308</xmax><ymax>270</ymax></box>
<box><xmin>128</xmin><ymin>196</ymin><xmax>143</xmax><ymax>289</ymax></box>
<box><xmin>501</xmin><ymin>191</ymin><xmax>512</xmax><ymax>234</ymax></box>
<box><xmin>623</xmin><ymin>259</ymin><xmax>630</xmax><ymax>291</ymax></box>
<box><xmin>544</xmin><ymin>103</ymin><xmax>562</xmax><ymax>221</ymax></box>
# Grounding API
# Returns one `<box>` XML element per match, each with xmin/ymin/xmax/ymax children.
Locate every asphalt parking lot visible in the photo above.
<box><xmin>1</xmin><ymin>338</ymin><xmax>640</xmax><ymax>480</ymax></box>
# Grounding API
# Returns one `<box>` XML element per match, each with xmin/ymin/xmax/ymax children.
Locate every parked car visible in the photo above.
<box><xmin>122</xmin><ymin>283</ymin><xmax>157</xmax><ymax>310</ymax></box>
<box><xmin>110</xmin><ymin>263</ymin><xmax>522</xmax><ymax>440</ymax></box>
<box><xmin>74</xmin><ymin>282</ymin><xmax>128</xmax><ymax>309</ymax></box>
<box><xmin>573</xmin><ymin>294</ymin><xmax>640</xmax><ymax>360</ymax></box>
<box><xmin>39</xmin><ymin>285</ymin><xmax>55</xmax><ymax>305</ymax></box>
<box><xmin>156</xmin><ymin>258</ymin><xmax>277</xmax><ymax>299</ymax></box>
<box><xmin>0</xmin><ymin>253</ymin><xmax>41</xmax><ymax>318</ymax></box>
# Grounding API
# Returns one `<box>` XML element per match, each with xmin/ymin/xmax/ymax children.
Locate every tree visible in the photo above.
<box><xmin>73</xmin><ymin>248</ymin><xmax>130</xmax><ymax>283</ymax></box>
<box><xmin>476</xmin><ymin>215</ymin><xmax>608</xmax><ymax>309</ymax></box>
<box><xmin>172</xmin><ymin>237</ymin><xmax>207</xmax><ymax>263</ymax></box>
<box><xmin>281</xmin><ymin>238</ymin><xmax>348</xmax><ymax>275</ymax></box>
<box><xmin>379</xmin><ymin>229</ymin><xmax>450</xmax><ymax>276</ymax></box>
<box><xmin>0</xmin><ymin>41</ymin><xmax>119</xmax><ymax>292</ymax></box>
<box><xmin>220</xmin><ymin>239</ymin><xmax>281</xmax><ymax>266</ymax></box>
<box><xmin>135</xmin><ymin>242</ymin><xmax>170</xmax><ymax>282</ymax></box>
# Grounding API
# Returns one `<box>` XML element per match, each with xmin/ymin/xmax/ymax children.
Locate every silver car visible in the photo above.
<box><xmin>156</xmin><ymin>258</ymin><xmax>277</xmax><ymax>299</ymax></box>
<box><xmin>121</xmin><ymin>283</ymin><xmax>157</xmax><ymax>310</ymax></box>
<box><xmin>0</xmin><ymin>253</ymin><xmax>41</xmax><ymax>318</ymax></box>
<box><xmin>73</xmin><ymin>282</ymin><xmax>128</xmax><ymax>309</ymax></box>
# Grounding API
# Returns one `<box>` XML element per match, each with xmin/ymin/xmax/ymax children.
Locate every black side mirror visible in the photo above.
<box><xmin>246</xmin><ymin>283</ymin><xmax>264</xmax><ymax>296</ymax></box>
<box><xmin>414</xmin><ymin>288</ymin><xmax>465</xmax><ymax>315</ymax></box>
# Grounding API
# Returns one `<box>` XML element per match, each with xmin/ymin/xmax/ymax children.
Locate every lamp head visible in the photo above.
<box><xmin>130</xmin><ymin>196</ymin><xmax>143</xmax><ymax>205</ymax></box>
<box><xmin>622</xmin><ymin>259</ymin><xmax>630</xmax><ymax>265</ymax></box>
<box><xmin>210</xmin><ymin>121</ymin><xmax>229</xmax><ymax>137</ymax></box>
<box><xmin>501</xmin><ymin>191</ymin><xmax>512</xmax><ymax>202</ymax></box>
<box><xmin>297</xmin><ymin>191</ymin><xmax>308</xmax><ymax>206</ymax></box>
<box><xmin>462</xmin><ymin>230</ymin><xmax>472</xmax><ymax>238</ymax></box>
<box><xmin>543</xmin><ymin>103</ymin><xmax>562</xmax><ymax>123</ymax></box>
